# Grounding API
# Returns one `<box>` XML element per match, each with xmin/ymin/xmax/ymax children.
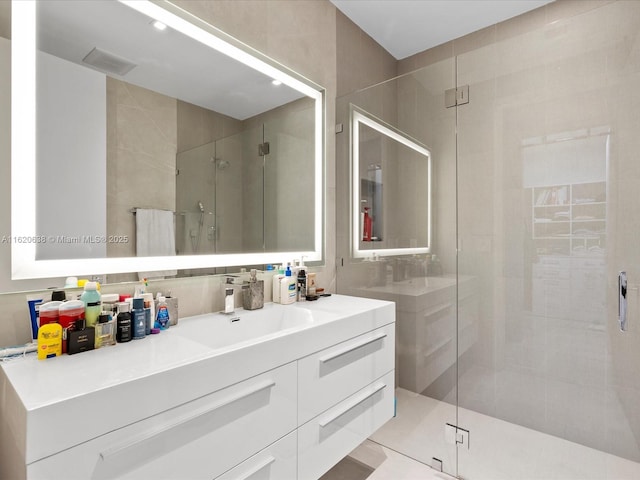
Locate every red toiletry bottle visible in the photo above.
<box><xmin>363</xmin><ymin>207</ymin><xmax>373</xmax><ymax>241</ymax></box>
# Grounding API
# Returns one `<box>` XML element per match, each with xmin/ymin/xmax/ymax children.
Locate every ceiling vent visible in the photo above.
<box><xmin>82</xmin><ymin>47</ymin><xmax>137</xmax><ymax>76</ymax></box>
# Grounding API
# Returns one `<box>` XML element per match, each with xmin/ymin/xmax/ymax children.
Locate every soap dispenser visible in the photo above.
<box><xmin>280</xmin><ymin>266</ymin><xmax>296</xmax><ymax>305</ymax></box>
<box><xmin>243</xmin><ymin>269</ymin><xmax>264</xmax><ymax>310</ymax></box>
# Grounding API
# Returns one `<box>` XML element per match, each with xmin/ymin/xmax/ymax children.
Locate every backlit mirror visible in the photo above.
<box><xmin>11</xmin><ymin>0</ymin><xmax>324</xmax><ymax>280</ymax></box>
<box><xmin>351</xmin><ymin>106</ymin><xmax>431</xmax><ymax>258</ymax></box>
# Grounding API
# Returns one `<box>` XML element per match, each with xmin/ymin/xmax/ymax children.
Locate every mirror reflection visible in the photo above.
<box><xmin>351</xmin><ymin>107</ymin><xmax>431</xmax><ymax>258</ymax></box>
<box><xmin>34</xmin><ymin>0</ymin><xmax>316</xmax><ymax>263</ymax></box>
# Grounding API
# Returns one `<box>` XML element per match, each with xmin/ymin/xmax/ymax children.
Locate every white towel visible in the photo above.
<box><xmin>136</xmin><ymin>208</ymin><xmax>177</xmax><ymax>279</ymax></box>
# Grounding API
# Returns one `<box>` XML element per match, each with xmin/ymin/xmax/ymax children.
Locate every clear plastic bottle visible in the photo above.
<box><xmin>95</xmin><ymin>313</ymin><xmax>116</xmax><ymax>348</ymax></box>
<box><xmin>272</xmin><ymin>265</ymin><xmax>285</xmax><ymax>303</ymax></box>
<box><xmin>80</xmin><ymin>281</ymin><xmax>102</xmax><ymax>328</ymax></box>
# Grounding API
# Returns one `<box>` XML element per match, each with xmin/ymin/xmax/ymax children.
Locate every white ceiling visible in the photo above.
<box><xmin>37</xmin><ymin>1</ymin><xmax>305</xmax><ymax>120</ymax></box>
<box><xmin>330</xmin><ymin>0</ymin><xmax>554</xmax><ymax>60</ymax></box>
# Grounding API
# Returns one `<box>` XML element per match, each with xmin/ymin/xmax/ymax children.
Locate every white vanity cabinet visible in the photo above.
<box><xmin>0</xmin><ymin>296</ymin><xmax>395</xmax><ymax>480</ymax></box>
<box><xmin>26</xmin><ymin>362</ymin><xmax>297</xmax><ymax>480</ymax></box>
<box><xmin>297</xmin><ymin>323</ymin><xmax>395</xmax><ymax>479</ymax></box>
<box><xmin>215</xmin><ymin>431</ymin><xmax>298</xmax><ymax>480</ymax></box>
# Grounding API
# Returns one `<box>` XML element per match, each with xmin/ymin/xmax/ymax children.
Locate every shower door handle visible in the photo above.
<box><xmin>619</xmin><ymin>271</ymin><xmax>627</xmax><ymax>331</ymax></box>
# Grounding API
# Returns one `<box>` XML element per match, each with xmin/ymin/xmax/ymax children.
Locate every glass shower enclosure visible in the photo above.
<box><xmin>337</xmin><ymin>1</ymin><xmax>640</xmax><ymax>478</ymax></box>
<box><xmin>175</xmin><ymin>104</ymin><xmax>316</xmax><ymax>264</ymax></box>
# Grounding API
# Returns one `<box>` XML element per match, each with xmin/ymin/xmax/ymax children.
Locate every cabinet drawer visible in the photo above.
<box><xmin>216</xmin><ymin>431</ymin><xmax>297</xmax><ymax>480</ymax></box>
<box><xmin>297</xmin><ymin>370</ymin><xmax>394</xmax><ymax>480</ymax></box>
<box><xmin>298</xmin><ymin>323</ymin><xmax>394</xmax><ymax>424</ymax></box>
<box><xmin>27</xmin><ymin>362</ymin><xmax>297</xmax><ymax>480</ymax></box>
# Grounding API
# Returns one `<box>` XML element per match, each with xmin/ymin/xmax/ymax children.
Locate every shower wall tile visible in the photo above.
<box><xmin>107</xmin><ymin>79</ymin><xmax>177</xmax><ymax>261</ymax></box>
<box><xmin>174</xmin><ymin>1</ymin><xmax>269</xmax><ymax>54</ymax></box>
<box><xmin>0</xmin><ymin>1</ymin><xmax>9</xmax><ymax>40</ymax></box>
<box><xmin>336</xmin><ymin>10</ymin><xmax>396</xmax><ymax>97</ymax></box>
<box><xmin>545</xmin><ymin>380</ymin><xmax>607</xmax><ymax>451</ymax></box>
<box><xmin>496</xmin><ymin>2</ymin><xmax>547</xmax><ymax>43</ymax></box>
<box><xmin>453</xmin><ymin>25</ymin><xmax>496</xmax><ymax>57</ymax></box>
<box><xmin>605</xmin><ymin>386</ymin><xmax>640</xmax><ymax>461</ymax></box>
<box><xmin>397</xmin><ymin>42</ymin><xmax>453</xmax><ymax>76</ymax></box>
<box><xmin>176</xmin><ymin>100</ymin><xmax>243</xmax><ymax>154</ymax></box>
<box><xmin>494</xmin><ymin>368</ymin><xmax>546</xmax><ymax>430</ymax></box>
<box><xmin>545</xmin><ymin>0</ymin><xmax>616</xmax><ymax>24</ymax></box>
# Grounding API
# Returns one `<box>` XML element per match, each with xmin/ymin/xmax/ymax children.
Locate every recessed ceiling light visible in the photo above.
<box><xmin>151</xmin><ymin>20</ymin><xmax>167</xmax><ymax>31</ymax></box>
<box><xmin>272</xmin><ymin>79</ymin><xmax>282</xmax><ymax>86</ymax></box>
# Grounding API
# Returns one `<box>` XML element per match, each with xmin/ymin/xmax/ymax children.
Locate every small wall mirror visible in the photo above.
<box><xmin>11</xmin><ymin>0</ymin><xmax>324</xmax><ymax>280</ymax></box>
<box><xmin>350</xmin><ymin>106</ymin><xmax>431</xmax><ymax>258</ymax></box>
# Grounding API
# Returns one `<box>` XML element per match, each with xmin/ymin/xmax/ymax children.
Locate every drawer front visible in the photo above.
<box><xmin>27</xmin><ymin>362</ymin><xmax>297</xmax><ymax>480</ymax></box>
<box><xmin>298</xmin><ymin>323</ymin><xmax>395</xmax><ymax>424</ymax></box>
<box><xmin>216</xmin><ymin>431</ymin><xmax>297</xmax><ymax>480</ymax></box>
<box><xmin>298</xmin><ymin>371</ymin><xmax>394</xmax><ymax>480</ymax></box>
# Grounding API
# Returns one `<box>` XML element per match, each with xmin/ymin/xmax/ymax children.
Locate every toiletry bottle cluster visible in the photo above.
<box><xmin>34</xmin><ymin>278</ymin><xmax>174</xmax><ymax>360</ymax></box>
<box><xmin>271</xmin><ymin>259</ymin><xmax>317</xmax><ymax>305</ymax></box>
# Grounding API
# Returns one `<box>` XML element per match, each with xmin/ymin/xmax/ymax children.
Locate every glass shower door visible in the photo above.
<box><xmin>335</xmin><ymin>56</ymin><xmax>460</xmax><ymax>477</ymax></box>
<box><xmin>263</xmin><ymin>101</ymin><xmax>316</xmax><ymax>253</ymax></box>
<box><xmin>456</xmin><ymin>1</ymin><xmax>640</xmax><ymax>479</ymax></box>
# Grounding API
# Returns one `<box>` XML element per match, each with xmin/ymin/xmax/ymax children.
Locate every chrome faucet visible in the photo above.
<box><xmin>223</xmin><ymin>275</ymin><xmax>239</xmax><ymax>314</ymax></box>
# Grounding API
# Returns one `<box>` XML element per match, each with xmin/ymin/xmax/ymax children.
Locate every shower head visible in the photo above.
<box><xmin>198</xmin><ymin>201</ymin><xmax>205</xmax><ymax>213</ymax></box>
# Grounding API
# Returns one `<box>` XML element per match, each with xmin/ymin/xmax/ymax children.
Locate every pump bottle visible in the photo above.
<box><xmin>280</xmin><ymin>266</ymin><xmax>296</xmax><ymax>305</ymax></box>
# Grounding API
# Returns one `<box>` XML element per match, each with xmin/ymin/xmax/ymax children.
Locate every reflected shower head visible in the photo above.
<box><xmin>216</xmin><ymin>159</ymin><xmax>230</xmax><ymax>170</ymax></box>
<box><xmin>198</xmin><ymin>201</ymin><xmax>205</xmax><ymax>212</ymax></box>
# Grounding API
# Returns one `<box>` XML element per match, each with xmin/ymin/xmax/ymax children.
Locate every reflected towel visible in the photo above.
<box><xmin>135</xmin><ymin>208</ymin><xmax>177</xmax><ymax>279</ymax></box>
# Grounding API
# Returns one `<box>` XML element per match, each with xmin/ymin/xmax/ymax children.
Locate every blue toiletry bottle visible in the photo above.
<box><xmin>132</xmin><ymin>297</ymin><xmax>146</xmax><ymax>340</ymax></box>
<box><xmin>156</xmin><ymin>295</ymin><xmax>170</xmax><ymax>330</ymax></box>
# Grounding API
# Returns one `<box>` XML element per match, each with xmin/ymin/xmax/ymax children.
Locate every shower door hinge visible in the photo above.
<box><xmin>445</xmin><ymin>423</ymin><xmax>470</xmax><ymax>449</ymax></box>
<box><xmin>445</xmin><ymin>85</ymin><xmax>470</xmax><ymax>108</ymax></box>
<box><xmin>258</xmin><ymin>142</ymin><xmax>270</xmax><ymax>156</ymax></box>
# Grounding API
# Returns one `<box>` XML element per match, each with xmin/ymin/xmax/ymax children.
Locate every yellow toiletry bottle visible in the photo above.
<box><xmin>37</xmin><ymin>323</ymin><xmax>63</xmax><ymax>360</ymax></box>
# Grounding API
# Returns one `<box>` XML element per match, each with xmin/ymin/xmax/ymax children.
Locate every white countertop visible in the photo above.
<box><xmin>2</xmin><ymin>294</ymin><xmax>394</xmax><ymax>414</ymax></box>
<box><xmin>1</xmin><ymin>295</ymin><xmax>395</xmax><ymax>464</ymax></box>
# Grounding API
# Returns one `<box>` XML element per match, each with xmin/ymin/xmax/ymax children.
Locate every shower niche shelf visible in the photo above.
<box><xmin>529</xmin><ymin>181</ymin><xmax>606</xmax><ymax>322</ymax></box>
<box><xmin>530</xmin><ymin>181</ymin><xmax>606</xmax><ymax>257</ymax></box>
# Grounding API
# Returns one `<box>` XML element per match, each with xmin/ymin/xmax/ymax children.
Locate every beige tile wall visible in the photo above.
<box><xmin>0</xmin><ymin>1</ymin><xmax>9</xmax><ymax>40</ymax></box>
<box><xmin>106</xmin><ymin>78</ymin><xmax>177</xmax><ymax>283</ymax></box>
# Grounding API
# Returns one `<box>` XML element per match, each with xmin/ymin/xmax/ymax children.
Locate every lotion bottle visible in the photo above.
<box><xmin>280</xmin><ymin>266</ymin><xmax>296</xmax><ymax>305</ymax></box>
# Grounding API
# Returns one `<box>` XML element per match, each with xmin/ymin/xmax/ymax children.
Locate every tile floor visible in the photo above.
<box><xmin>324</xmin><ymin>388</ymin><xmax>640</xmax><ymax>480</ymax></box>
<box><xmin>321</xmin><ymin>440</ymin><xmax>453</xmax><ymax>480</ymax></box>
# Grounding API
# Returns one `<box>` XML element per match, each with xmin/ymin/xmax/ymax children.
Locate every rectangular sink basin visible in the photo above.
<box><xmin>171</xmin><ymin>303</ymin><xmax>320</xmax><ymax>349</ymax></box>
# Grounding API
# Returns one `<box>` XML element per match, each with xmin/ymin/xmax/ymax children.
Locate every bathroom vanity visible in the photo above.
<box><xmin>344</xmin><ymin>275</ymin><xmax>477</xmax><ymax>394</ymax></box>
<box><xmin>0</xmin><ymin>295</ymin><xmax>395</xmax><ymax>480</ymax></box>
